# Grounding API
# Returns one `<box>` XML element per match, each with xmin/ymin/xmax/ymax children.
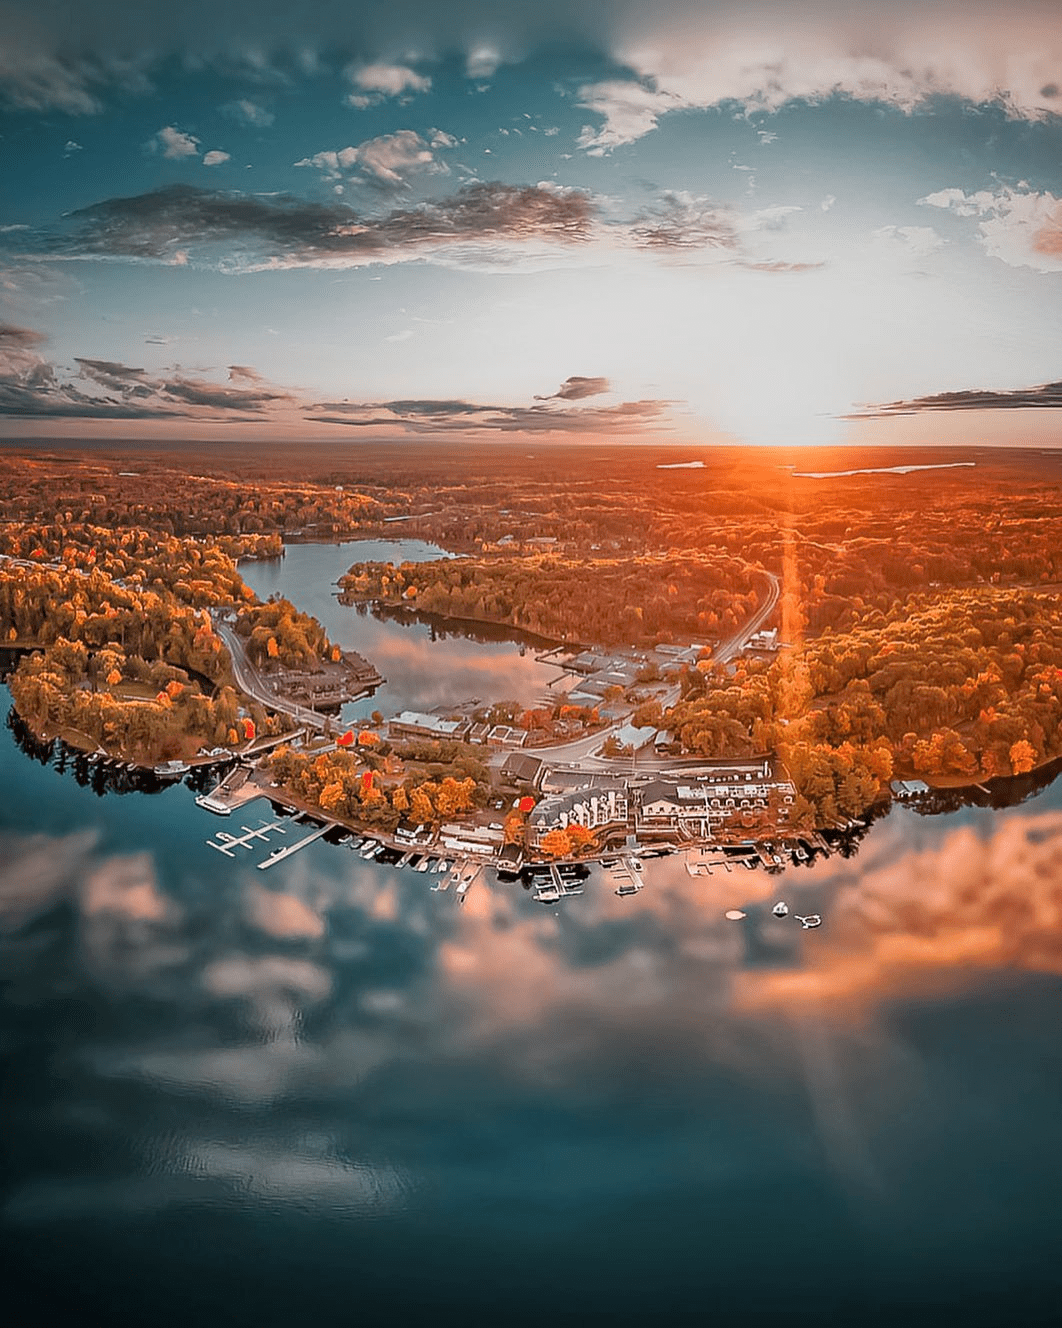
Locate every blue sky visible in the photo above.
<box><xmin>2</xmin><ymin>0</ymin><xmax>1062</xmax><ymax>446</ymax></box>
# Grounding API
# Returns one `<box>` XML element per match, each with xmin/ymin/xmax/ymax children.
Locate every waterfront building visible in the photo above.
<box><xmin>527</xmin><ymin>782</ymin><xmax>630</xmax><ymax>843</ymax></box>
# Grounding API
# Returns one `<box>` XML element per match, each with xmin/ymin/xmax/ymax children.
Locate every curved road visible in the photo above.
<box><xmin>213</xmin><ymin>617</ymin><xmax>328</xmax><ymax>733</ymax></box>
<box><xmin>515</xmin><ymin>567</ymin><xmax>781</xmax><ymax>772</ymax></box>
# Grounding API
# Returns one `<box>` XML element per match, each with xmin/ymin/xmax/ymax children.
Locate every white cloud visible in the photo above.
<box><xmin>918</xmin><ymin>184</ymin><xmax>1062</xmax><ymax>271</ymax></box>
<box><xmin>63</xmin><ymin>140</ymin><xmax>83</xmax><ymax>155</ymax></box>
<box><xmin>295</xmin><ymin>130</ymin><xmax>450</xmax><ymax>186</ymax></box>
<box><xmin>466</xmin><ymin>46</ymin><xmax>501</xmax><ymax>80</ymax></box>
<box><xmin>569</xmin><ymin>2</ymin><xmax>1062</xmax><ymax>149</ymax></box>
<box><xmin>345</xmin><ymin>62</ymin><xmax>431</xmax><ymax>105</ymax></box>
<box><xmin>821</xmin><ymin>194</ymin><xmax>836</xmax><ymax>212</ymax></box>
<box><xmin>222</xmin><ymin>97</ymin><xmax>274</xmax><ymax>128</ymax></box>
<box><xmin>202</xmin><ymin>149</ymin><xmax>230</xmax><ymax>167</ymax></box>
<box><xmin>576</xmin><ymin>81</ymin><xmax>682</xmax><ymax>153</ymax></box>
<box><xmin>152</xmin><ymin>125</ymin><xmax>200</xmax><ymax>159</ymax></box>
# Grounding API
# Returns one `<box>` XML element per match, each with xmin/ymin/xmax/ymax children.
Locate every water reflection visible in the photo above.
<box><xmin>3</xmin><ymin>755</ymin><xmax>1062</xmax><ymax>1322</ymax></box>
<box><xmin>240</xmin><ymin>540</ymin><xmax>568</xmax><ymax>717</ymax></box>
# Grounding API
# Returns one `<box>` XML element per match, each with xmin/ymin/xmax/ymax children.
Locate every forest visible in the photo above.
<box><xmin>3</xmin><ymin>441</ymin><xmax>1060</xmax><ymax>830</ymax></box>
<box><xmin>339</xmin><ymin>553</ymin><xmax>764</xmax><ymax>647</ymax></box>
<box><xmin>0</xmin><ymin>520</ymin><xmax>287</xmax><ymax>762</ymax></box>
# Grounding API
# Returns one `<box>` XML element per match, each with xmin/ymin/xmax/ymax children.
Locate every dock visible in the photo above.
<box><xmin>207</xmin><ymin>818</ymin><xmax>288</xmax><ymax>857</ymax></box>
<box><xmin>256</xmin><ymin>822</ymin><xmax>332</xmax><ymax>870</ymax></box>
<box><xmin>195</xmin><ymin>764</ymin><xmax>267</xmax><ymax>816</ymax></box>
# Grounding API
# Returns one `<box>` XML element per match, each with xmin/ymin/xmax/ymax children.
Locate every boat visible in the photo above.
<box><xmin>154</xmin><ymin>759</ymin><xmax>190</xmax><ymax>778</ymax></box>
<box><xmin>358</xmin><ymin>839</ymin><xmax>379</xmax><ymax>858</ymax></box>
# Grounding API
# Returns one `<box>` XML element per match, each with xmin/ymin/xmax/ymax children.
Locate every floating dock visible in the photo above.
<box><xmin>207</xmin><ymin>819</ymin><xmax>288</xmax><ymax>856</ymax></box>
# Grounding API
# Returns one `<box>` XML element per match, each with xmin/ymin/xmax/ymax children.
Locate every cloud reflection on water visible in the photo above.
<box><xmin>2</xmin><ymin>794</ymin><xmax>1062</xmax><ymax>1228</ymax></box>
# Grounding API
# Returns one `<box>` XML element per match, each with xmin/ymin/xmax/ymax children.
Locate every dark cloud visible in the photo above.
<box><xmin>1</xmin><ymin>320</ymin><xmax>666</xmax><ymax>434</ymax></box>
<box><xmin>309</xmin><ymin>396</ymin><xmax>669</xmax><ymax>434</ymax></box>
<box><xmin>536</xmin><ymin>376</ymin><xmax>610</xmax><ymax>401</ymax></box>
<box><xmin>0</xmin><ymin>323</ymin><xmax>48</xmax><ymax>350</ymax></box>
<box><xmin>851</xmin><ymin>379</ymin><xmax>1062</xmax><ymax>417</ymax></box>
<box><xmin>40</xmin><ymin>182</ymin><xmax>594</xmax><ymax>268</ymax></box>
<box><xmin>0</xmin><ymin>328</ymin><xmax>297</xmax><ymax>420</ymax></box>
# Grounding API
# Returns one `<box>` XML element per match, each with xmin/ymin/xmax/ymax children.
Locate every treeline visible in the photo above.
<box><xmin>0</xmin><ymin>523</ymin><xmax>301</xmax><ymax>762</ymax></box>
<box><xmin>669</xmin><ymin>586</ymin><xmax>1062</xmax><ymax>826</ymax></box>
<box><xmin>0</xmin><ymin>456</ymin><xmax>388</xmax><ymax>538</ymax></box>
<box><xmin>0</xmin><ymin>520</ymin><xmax>255</xmax><ymax>608</ymax></box>
<box><xmin>339</xmin><ymin>553</ymin><xmax>763</xmax><ymax>647</ymax></box>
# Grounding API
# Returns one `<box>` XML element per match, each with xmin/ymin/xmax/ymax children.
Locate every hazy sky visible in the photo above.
<box><xmin>2</xmin><ymin>0</ymin><xmax>1061</xmax><ymax>446</ymax></box>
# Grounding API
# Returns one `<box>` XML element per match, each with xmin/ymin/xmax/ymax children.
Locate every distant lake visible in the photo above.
<box><xmin>3</xmin><ymin>539</ymin><xmax>1062</xmax><ymax>1328</ymax></box>
<box><xmin>240</xmin><ymin>538</ymin><xmax>569</xmax><ymax>718</ymax></box>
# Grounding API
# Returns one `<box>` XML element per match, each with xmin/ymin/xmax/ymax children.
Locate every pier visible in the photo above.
<box><xmin>256</xmin><ymin>822</ymin><xmax>333</xmax><ymax>870</ymax></box>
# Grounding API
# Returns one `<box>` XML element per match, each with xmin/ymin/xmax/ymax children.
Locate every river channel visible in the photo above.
<box><xmin>2</xmin><ymin>539</ymin><xmax>1061</xmax><ymax>1327</ymax></box>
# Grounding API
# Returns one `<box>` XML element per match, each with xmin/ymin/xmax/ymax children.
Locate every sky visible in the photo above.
<box><xmin>1</xmin><ymin>0</ymin><xmax>1062</xmax><ymax>447</ymax></box>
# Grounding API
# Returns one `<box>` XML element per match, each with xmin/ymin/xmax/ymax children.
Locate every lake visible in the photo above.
<box><xmin>239</xmin><ymin>539</ymin><xmax>570</xmax><ymax>720</ymax></box>
<box><xmin>2</xmin><ymin>540</ymin><xmax>1061</xmax><ymax>1327</ymax></box>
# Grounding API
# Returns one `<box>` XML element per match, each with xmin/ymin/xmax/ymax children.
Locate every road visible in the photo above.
<box><xmin>213</xmin><ymin>616</ymin><xmax>329</xmax><ymax>733</ymax></box>
<box><xmin>518</xmin><ymin>568</ymin><xmax>782</xmax><ymax>772</ymax></box>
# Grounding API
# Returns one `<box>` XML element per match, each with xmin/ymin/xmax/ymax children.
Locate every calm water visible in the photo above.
<box><xmin>2</xmin><ymin>543</ymin><xmax>1062</xmax><ymax>1327</ymax></box>
<box><xmin>240</xmin><ymin>539</ymin><xmax>569</xmax><ymax>720</ymax></box>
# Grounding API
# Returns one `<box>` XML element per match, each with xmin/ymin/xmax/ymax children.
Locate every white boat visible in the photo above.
<box><xmin>154</xmin><ymin>759</ymin><xmax>191</xmax><ymax>778</ymax></box>
<box><xmin>358</xmin><ymin>839</ymin><xmax>379</xmax><ymax>858</ymax></box>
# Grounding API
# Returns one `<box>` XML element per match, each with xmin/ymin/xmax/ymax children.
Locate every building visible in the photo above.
<box><xmin>527</xmin><ymin>782</ymin><xmax>630</xmax><ymax>842</ymax></box>
<box><xmin>607</xmin><ymin>723</ymin><xmax>657</xmax><ymax>753</ymax></box>
<box><xmin>637</xmin><ymin>764</ymin><xmax>796</xmax><ymax>838</ymax></box>
<box><xmin>500</xmin><ymin>752</ymin><xmax>544</xmax><ymax>788</ymax></box>
<box><xmin>387</xmin><ymin>711</ymin><xmax>470</xmax><ymax>741</ymax></box>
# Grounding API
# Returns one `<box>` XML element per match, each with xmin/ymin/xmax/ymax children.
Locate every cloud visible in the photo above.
<box><xmin>63</xmin><ymin>139</ymin><xmax>83</xmax><ymax>155</ymax></box>
<box><xmin>1</xmin><ymin>1</ymin><xmax>1061</xmax><ymax>125</ymax></box>
<box><xmin>851</xmin><ymin>378</ymin><xmax>1062</xmax><ymax>418</ymax></box>
<box><xmin>345</xmin><ymin>62</ymin><xmax>431</xmax><ymax>106</ymax></box>
<box><xmin>736</xmin><ymin>811</ymin><xmax>1062</xmax><ymax>1015</ymax></box>
<box><xmin>628</xmin><ymin>192</ymin><xmax>738</xmax><ymax>250</ymax></box>
<box><xmin>0</xmin><ymin>326</ymin><xmax>299</xmax><ymax>420</ymax></box>
<box><xmin>2</xmin><ymin>319</ymin><xmax>667</xmax><ymax>435</ymax></box>
<box><xmin>466</xmin><ymin>46</ymin><xmax>501</xmax><ymax>80</ymax></box>
<box><xmin>309</xmin><ymin>395</ymin><xmax>671</xmax><ymax>435</ymax></box>
<box><xmin>221</xmin><ymin>97</ymin><xmax>274</xmax><ymax>127</ymax></box>
<box><xmin>870</xmin><ymin>224</ymin><xmax>945</xmax><ymax>258</ymax></box>
<box><xmin>39</xmin><ymin>181</ymin><xmax>595</xmax><ymax>269</ymax></box>
<box><xmin>577</xmin><ymin>81</ymin><xmax>682</xmax><ymax>154</ymax></box>
<box><xmin>202</xmin><ymin>149</ymin><xmax>230</xmax><ymax>167</ymax></box>
<box><xmin>244</xmin><ymin>884</ymin><xmax>325</xmax><ymax>939</ymax></box>
<box><xmin>295</xmin><ymin>129</ymin><xmax>450</xmax><ymax>187</ymax></box>
<box><xmin>535</xmin><ymin>375</ymin><xmax>610</xmax><ymax>401</ymax></box>
<box><xmin>151</xmin><ymin>125</ymin><xmax>200</xmax><ymax>159</ymax></box>
<box><xmin>919</xmin><ymin>184</ymin><xmax>1062</xmax><ymax>272</ymax></box>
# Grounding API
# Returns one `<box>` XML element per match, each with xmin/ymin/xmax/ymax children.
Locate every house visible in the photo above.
<box><xmin>892</xmin><ymin>779</ymin><xmax>930</xmax><ymax>800</ymax></box>
<box><xmin>500</xmin><ymin>752</ymin><xmax>544</xmax><ymax>788</ymax></box>
<box><xmin>607</xmin><ymin>723</ymin><xmax>657</xmax><ymax>753</ymax></box>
